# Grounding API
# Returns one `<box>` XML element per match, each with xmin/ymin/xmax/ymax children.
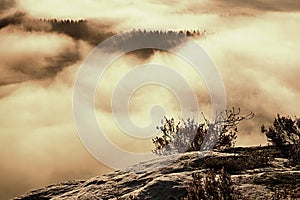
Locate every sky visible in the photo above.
<box><xmin>1</xmin><ymin>0</ymin><xmax>300</xmax><ymax>199</ymax></box>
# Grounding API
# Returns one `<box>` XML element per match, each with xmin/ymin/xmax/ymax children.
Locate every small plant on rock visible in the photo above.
<box><xmin>186</xmin><ymin>168</ymin><xmax>240</xmax><ymax>200</ymax></box>
<box><xmin>272</xmin><ymin>187</ymin><xmax>300</xmax><ymax>200</ymax></box>
<box><xmin>261</xmin><ymin>114</ymin><xmax>300</xmax><ymax>164</ymax></box>
<box><xmin>152</xmin><ymin>108</ymin><xmax>254</xmax><ymax>155</ymax></box>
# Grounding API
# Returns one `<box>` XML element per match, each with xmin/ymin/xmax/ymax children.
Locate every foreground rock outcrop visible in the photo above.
<box><xmin>14</xmin><ymin>146</ymin><xmax>300</xmax><ymax>199</ymax></box>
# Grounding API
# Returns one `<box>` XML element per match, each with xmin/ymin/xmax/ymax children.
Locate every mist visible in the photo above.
<box><xmin>1</xmin><ymin>0</ymin><xmax>300</xmax><ymax>199</ymax></box>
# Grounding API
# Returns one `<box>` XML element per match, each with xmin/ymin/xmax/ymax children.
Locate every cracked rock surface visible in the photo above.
<box><xmin>14</xmin><ymin>146</ymin><xmax>300</xmax><ymax>200</ymax></box>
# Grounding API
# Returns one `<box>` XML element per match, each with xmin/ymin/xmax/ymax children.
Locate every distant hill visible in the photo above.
<box><xmin>0</xmin><ymin>14</ymin><xmax>211</xmax><ymax>46</ymax></box>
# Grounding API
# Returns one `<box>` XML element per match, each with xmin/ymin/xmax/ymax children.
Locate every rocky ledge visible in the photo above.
<box><xmin>14</xmin><ymin>146</ymin><xmax>300</xmax><ymax>199</ymax></box>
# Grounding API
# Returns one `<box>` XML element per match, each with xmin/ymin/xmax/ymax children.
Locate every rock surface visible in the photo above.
<box><xmin>14</xmin><ymin>146</ymin><xmax>300</xmax><ymax>199</ymax></box>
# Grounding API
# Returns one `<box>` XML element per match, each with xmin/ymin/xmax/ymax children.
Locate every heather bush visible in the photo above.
<box><xmin>186</xmin><ymin>168</ymin><xmax>240</xmax><ymax>200</ymax></box>
<box><xmin>262</xmin><ymin>114</ymin><xmax>300</xmax><ymax>164</ymax></box>
<box><xmin>261</xmin><ymin>114</ymin><xmax>300</xmax><ymax>146</ymax></box>
<box><xmin>152</xmin><ymin>117</ymin><xmax>205</xmax><ymax>155</ymax></box>
<box><xmin>290</xmin><ymin>141</ymin><xmax>300</xmax><ymax>164</ymax></box>
<box><xmin>272</xmin><ymin>187</ymin><xmax>300</xmax><ymax>200</ymax></box>
<box><xmin>152</xmin><ymin>108</ymin><xmax>254</xmax><ymax>155</ymax></box>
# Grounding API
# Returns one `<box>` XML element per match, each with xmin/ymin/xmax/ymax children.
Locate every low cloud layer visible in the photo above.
<box><xmin>1</xmin><ymin>0</ymin><xmax>300</xmax><ymax>199</ymax></box>
<box><xmin>0</xmin><ymin>0</ymin><xmax>16</xmax><ymax>13</ymax></box>
<box><xmin>0</xmin><ymin>28</ymin><xmax>80</xmax><ymax>86</ymax></box>
<box><xmin>212</xmin><ymin>0</ymin><xmax>300</xmax><ymax>12</ymax></box>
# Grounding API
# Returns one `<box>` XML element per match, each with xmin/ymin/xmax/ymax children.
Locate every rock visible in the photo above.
<box><xmin>14</xmin><ymin>146</ymin><xmax>300</xmax><ymax>200</ymax></box>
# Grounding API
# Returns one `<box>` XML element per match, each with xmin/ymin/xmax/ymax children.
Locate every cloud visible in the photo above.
<box><xmin>157</xmin><ymin>0</ymin><xmax>300</xmax><ymax>15</ymax></box>
<box><xmin>0</xmin><ymin>80</ymin><xmax>112</xmax><ymax>200</ymax></box>
<box><xmin>198</xmin><ymin>11</ymin><xmax>300</xmax><ymax>145</ymax></box>
<box><xmin>0</xmin><ymin>18</ymin><xmax>97</xmax><ymax>198</ymax></box>
<box><xmin>0</xmin><ymin>14</ymin><xmax>116</xmax><ymax>46</ymax></box>
<box><xmin>0</xmin><ymin>28</ymin><xmax>81</xmax><ymax>86</ymax></box>
<box><xmin>0</xmin><ymin>0</ymin><xmax>300</xmax><ymax>199</ymax></box>
<box><xmin>212</xmin><ymin>0</ymin><xmax>300</xmax><ymax>12</ymax></box>
<box><xmin>16</xmin><ymin>0</ymin><xmax>252</xmax><ymax>31</ymax></box>
<box><xmin>0</xmin><ymin>11</ymin><xmax>25</xmax><ymax>29</ymax></box>
<box><xmin>17</xmin><ymin>0</ymin><xmax>170</xmax><ymax>20</ymax></box>
<box><xmin>0</xmin><ymin>0</ymin><xmax>16</xmax><ymax>13</ymax></box>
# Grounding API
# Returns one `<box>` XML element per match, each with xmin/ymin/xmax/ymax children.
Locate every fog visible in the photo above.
<box><xmin>1</xmin><ymin>0</ymin><xmax>300</xmax><ymax>199</ymax></box>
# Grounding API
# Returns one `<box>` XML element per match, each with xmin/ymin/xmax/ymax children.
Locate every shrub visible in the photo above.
<box><xmin>261</xmin><ymin>114</ymin><xmax>300</xmax><ymax>147</ymax></box>
<box><xmin>290</xmin><ymin>141</ymin><xmax>300</xmax><ymax>164</ymax></box>
<box><xmin>186</xmin><ymin>168</ymin><xmax>240</xmax><ymax>200</ymax></box>
<box><xmin>152</xmin><ymin>108</ymin><xmax>254</xmax><ymax>155</ymax></box>
<box><xmin>152</xmin><ymin>117</ymin><xmax>206</xmax><ymax>155</ymax></box>
<box><xmin>261</xmin><ymin>114</ymin><xmax>300</xmax><ymax>164</ymax></box>
<box><xmin>272</xmin><ymin>187</ymin><xmax>300</xmax><ymax>200</ymax></box>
